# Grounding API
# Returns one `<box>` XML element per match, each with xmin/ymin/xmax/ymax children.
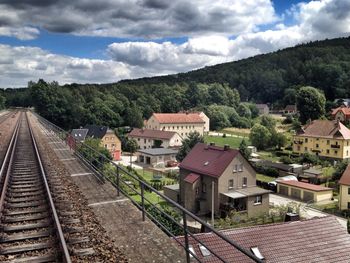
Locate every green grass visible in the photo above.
<box><xmin>135</xmin><ymin>169</ymin><xmax>175</xmax><ymax>184</ymax></box>
<box><xmin>204</xmin><ymin>135</ymin><xmax>250</xmax><ymax>149</ymax></box>
<box><xmin>257</xmin><ymin>151</ymin><xmax>280</xmax><ymax>162</ymax></box>
<box><xmin>131</xmin><ymin>191</ymin><xmax>166</xmax><ymax>205</ymax></box>
<box><xmin>256</xmin><ymin>173</ymin><xmax>275</xmax><ymax>183</ymax></box>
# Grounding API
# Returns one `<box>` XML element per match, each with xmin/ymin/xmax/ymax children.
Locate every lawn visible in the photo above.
<box><xmin>256</xmin><ymin>173</ymin><xmax>275</xmax><ymax>183</ymax></box>
<box><xmin>135</xmin><ymin>169</ymin><xmax>176</xmax><ymax>184</ymax></box>
<box><xmin>204</xmin><ymin>135</ymin><xmax>250</xmax><ymax>149</ymax></box>
<box><xmin>221</xmin><ymin>127</ymin><xmax>251</xmax><ymax>137</ymax></box>
<box><xmin>257</xmin><ymin>151</ymin><xmax>280</xmax><ymax>162</ymax></box>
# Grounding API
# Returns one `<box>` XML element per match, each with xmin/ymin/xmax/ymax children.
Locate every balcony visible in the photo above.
<box><xmin>331</xmin><ymin>144</ymin><xmax>340</xmax><ymax>149</ymax></box>
<box><xmin>293</xmin><ymin>140</ymin><xmax>303</xmax><ymax>144</ymax></box>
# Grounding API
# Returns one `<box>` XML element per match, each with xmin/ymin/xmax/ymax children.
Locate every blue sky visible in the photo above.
<box><xmin>0</xmin><ymin>0</ymin><xmax>349</xmax><ymax>87</ymax></box>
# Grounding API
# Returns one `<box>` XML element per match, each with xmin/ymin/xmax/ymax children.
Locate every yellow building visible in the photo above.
<box><xmin>293</xmin><ymin>120</ymin><xmax>350</xmax><ymax>160</ymax></box>
<box><xmin>339</xmin><ymin>164</ymin><xmax>350</xmax><ymax>210</ymax></box>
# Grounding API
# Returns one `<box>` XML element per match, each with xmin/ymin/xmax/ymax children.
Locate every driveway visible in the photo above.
<box><xmin>269</xmin><ymin>193</ymin><xmax>347</xmax><ymax>229</ymax></box>
<box><xmin>113</xmin><ymin>155</ymin><xmax>143</xmax><ymax>170</ymax></box>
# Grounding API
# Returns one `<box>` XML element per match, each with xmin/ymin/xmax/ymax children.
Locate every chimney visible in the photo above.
<box><xmin>209</xmin><ymin>142</ymin><xmax>215</xmax><ymax>146</ymax></box>
<box><xmin>224</xmin><ymin>144</ymin><xmax>230</xmax><ymax>151</ymax></box>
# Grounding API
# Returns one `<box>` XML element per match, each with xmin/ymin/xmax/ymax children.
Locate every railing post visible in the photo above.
<box><xmin>182</xmin><ymin>211</ymin><xmax>191</xmax><ymax>263</ymax></box>
<box><xmin>116</xmin><ymin>166</ymin><xmax>120</xmax><ymax>196</ymax></box>
<box><xmin>140</xmin><ymin>182</ymin><xmax>145</xmax><ymax>221</ymax></box>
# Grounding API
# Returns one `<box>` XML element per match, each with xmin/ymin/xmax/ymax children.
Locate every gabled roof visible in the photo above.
<box><xmin>331</xmin><ymin>106</ymin><xmax>350</xmax><ymax>118</ymax></box>
<box><xmin>85</xmin><ymin>125</ymin><xmax>108</xmax><ymax>139</ymax></box>
<box><xmin>129</xmin><ymin>128</ymin><xmax>178</xmax><ymax>140</ymax></box>
<box><xmin>184</xmin><ymin>173</ymin><xmax>200</xmax><ymax>184</ymax></box>
<box><xmin>339</xmin><ymin>164</ymin><xmax>350</xmax><ymax>186</ymax></box>
<box><xmin>278</xmin><ymin>180</ymin><xmax>332</xmax><ymax>192</ymax></box>
<box><xmin>71</xmin><ymin>129</ymin><xmax>88</xmax><ymax>141</ymax></box>
<box><xmin>152</xmin><ymin>113</ymin><xmax>205</xmax><ymax>124</ymax></box>
<box><xmin>179</xmin><ymin>143</ymin><xmax>240</xmax><ymax>178</ymax></box>
<box><xmin>297</xmin><ymin>120</ymin><xmax>350</xmax><ymax>139</ymax></box>
<box><xmin>284</xmin><ymin>104</ymin><xmax>297</xmax><ymax>111</ymax></box>
<box><xmin>175</xmin><ymin>216</ymin><xmax>350</xmax><ymax>262</ymax></box>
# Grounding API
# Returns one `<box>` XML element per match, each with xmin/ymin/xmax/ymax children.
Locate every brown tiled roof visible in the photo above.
<box><xmin>331</xmin><ymin>106</ymin><xmax>350</xmax><ymax>118</ymax></box>
<box><xmin>285</xmin><ymin>105</ymin><xmax>297</xmax><ymax>111</ymax></box>
<box><xmin>278</xmin><ymin>180</ymin><xmax>332</xmax><ymax>192</ymax></box>
<box><xmin>339</xmin><ymin>164</ymin><xmax>350</xmax><ymax>186</ymax></box>
<box><xmin>297</xmin><ymin>120</ymin><xmax>350</xmax><ymax>139</ymax></box>
<box><xmin>129</xmin><ymin>128</ymin><xmax>177</xmax><ymax>140</ymax></box>
<box><xmin>175</xmin><ymin>216</ymin><xmax>350</xmax><ymax>262</ymax></box>
<box><xmin>179</xmin><ymin>143</ymin><xmax>240</xmax><ymax>178</ymax></box>
<box><xmin>153</xmin><ymin>113</ymin><xmax>205</xmax><ymax>124</ymax></box>
<box><xmin>184</xmin><ymin>173</ymin><xmax>200</xmax><ymax>184</ymax></box>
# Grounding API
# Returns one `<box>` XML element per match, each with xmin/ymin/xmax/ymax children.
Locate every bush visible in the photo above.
<box><xmin>280</xmin><ymin>156</ymin><xmax>293</xmax><ymax>164</ymax></box>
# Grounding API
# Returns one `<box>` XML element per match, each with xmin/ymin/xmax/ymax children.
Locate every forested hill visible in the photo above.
<box><xmin>120</xmin><ymin>37</ymin><xmax>350</xmax><ymax>102</ymax></box>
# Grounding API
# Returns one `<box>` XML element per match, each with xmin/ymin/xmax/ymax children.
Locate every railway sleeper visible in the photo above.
<box><xmin>71</xmin><ymin>247</ymin><xmax>95</xmax><ymax>257</ymax></box>
<box><xmin>5</xmin><ymin>195</ymin><xmax>46</xmax><ymax>203</ymax></box>
<box><xmin>67</xmin><ymin>236</ymin><xmax>90</xmax><ymax>245</ymax></box>
<box><xmin>10</xmin><ymin>180</ymin><xmax>41</xmax><ymax>185</ymax></box>
<box><xmin>2</xmin><ymin>212</ymin><xmax>49</xmax><ymax>223</ymax></box>
<box><xmin>1</xmin><ymin>219</ymin><xmax>52</xmax><ymax>232</ymax></box>
<box><xmin>9</xmin><ymin>187</ymin><xmax>43</xmax><ymax>193</ymax></box>
<box><xmin>8</xmin><ymin>190</ymin><xmax>45</xmax><ymax>198</ymax></box>
<box><xmin>0</xmin><ymin>240</ymin><xmax>55</xmax><ymax>255</ymax></box>
<box><xmin>0</xmin><ymin>229</ymin><xmax>53</xmax><ymax>243</ymax></box>
<box><xmin>3</xmin><ymin>206</ymin><xmax>48</xmax><ymax>216</ymax></box>
<box><xmin>5</xmin><ymin>200</ymin><xmax>46</xmax><ymax>208</ymax></box>
<box><xmin>2</xmin><ymin>252</ymin><xmax>58</xmax><ymax>263</ymax></box>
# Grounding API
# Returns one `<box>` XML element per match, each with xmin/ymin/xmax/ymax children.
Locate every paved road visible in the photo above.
<box><xmin>270</xmin><ymin>194</ymin><xmax>347</xmax><ymax>229</ymax></box>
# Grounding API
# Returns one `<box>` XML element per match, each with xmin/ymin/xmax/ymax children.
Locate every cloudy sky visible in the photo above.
<box><xmin>0</xmin><ymin>0</ymin><xmax>350</xmax><ymax>87</ymax></box>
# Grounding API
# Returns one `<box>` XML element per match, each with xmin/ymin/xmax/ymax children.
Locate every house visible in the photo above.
<box><xmin>179</xmin><ymin>143</ymin><xmax>270</xmax><ymax>218</ymax></box>
<box><xmin>331</xmin><ymin>106</ymin><xmax>350</xmax><ymax>123</ymax></box>
<box><xmin>136</xmin><ymin>148</ymin><xmax>178</xmax><ymax>167</ymax></box>
<box><xmin>175</xmin><ymin>216</ymin><xmax>350</xmax><ymax>262</ymax></box>
<box><xmin>277</xmin><ymin>180</ymin><xmax>333</xmax><ymax>202</ymax></box>
<box><xmin>292</xmin><ymin>120</ymin><xmax>350</xmax><ymax>159</ymax></box>
<box><xmin>334</xmin><ymin>98</ymin><xmax>350</xmax><ymax>107</ymax></box>
<box><xmin>284</xmin><ymin>104</ymin><xmax>297</xmax><ymax>114</ymax></box>
<box><xmin>259</xmin><ymin>160</ymin><xmax>294</xmax><ymax>177</ymax></box>
<box><xmin>145</xmin><ymin>112</ymin><xmax>208</xmax><ymax>138</ymax></box>
<box><xmin>338</xmin><ymin>164</ymin><xmax>350</xmax><ymax>210</ymax></box>
<box><xmin>128</xmin><ymin>128</ymin><xmax>182</xmax><ymax>149</ymax></box>
<box><xmin>84</xmin><ymin>125</ymin><xmax>122</xmax><ymax>161</ymax></box>
<box><xmin>255</xmin><ymin>104</ymin><xmax>269</xmax><ymax>115</ymax></box>
<box><xmin>70</xmin><ymin>128</ymin><xmax>88</xmax><ymax>142</ymax></box>
<box><xmin>163</xmin><ymin>184</ymin><xmax>180</xmax><ymax>203</ymax></box>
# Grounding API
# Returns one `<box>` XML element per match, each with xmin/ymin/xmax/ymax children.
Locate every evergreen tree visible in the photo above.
<box><xmin>239</xmin><ymin>139</ymin><xmax>251</xmax><ymax>159</ymax></box>
<box><xmin>176</xmin><ymin>131</ymin><xmax>204</xmax><ymax>162</ymax></box>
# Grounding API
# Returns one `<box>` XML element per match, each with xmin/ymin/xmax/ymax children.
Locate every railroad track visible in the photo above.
<box><xmin>0</xmin><ymin>112</ymin><xmax>94</xmax><ymax>262</ymax></box>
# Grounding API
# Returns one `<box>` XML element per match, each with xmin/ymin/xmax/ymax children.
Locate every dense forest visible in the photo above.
<box><xmin>3</xmin><ymin>36</ymin><xmax>350</xmax><ymax>130</ymax></box>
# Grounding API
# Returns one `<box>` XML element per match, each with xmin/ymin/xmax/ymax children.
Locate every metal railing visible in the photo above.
<box><xmin>32</xmin><ymin>111</ymin><xmax>263</xmax><ymax>263</ymax></box>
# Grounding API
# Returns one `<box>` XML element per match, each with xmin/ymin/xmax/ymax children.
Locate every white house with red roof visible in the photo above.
<box><xmin>128</xmin><ymin>128</ymin><xmax>183</xmax><ymax>149</ymax></box>
<box><xmin>339</xmin><ymin>164</ymin><xmax>350</xmax><ymax>210</ymax></box>
<box><xmin>145</xmin><ymin>112</ymin><xmax>208</xmax><ymax>139</ymax></box>
<box><xmin>179</xmin><ymin>143</ymin><xmax>270</xmax><ymax>218</ymax></box>
<box><xmin>332</xmin><ymin>105</ymin><xmax>350</xmax><ymax>123</ymax></box>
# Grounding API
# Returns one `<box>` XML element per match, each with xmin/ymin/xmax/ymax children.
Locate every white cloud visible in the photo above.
<box><xmin>0</xmin><ymin>44</ymin><xmax>132</xmax><ymax>87</ymax></box>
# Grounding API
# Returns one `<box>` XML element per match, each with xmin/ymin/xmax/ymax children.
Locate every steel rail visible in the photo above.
<box><xmin>26</xmin><ymin>112</ymin><xmax>72</xmax><ymax>263</ymax></box>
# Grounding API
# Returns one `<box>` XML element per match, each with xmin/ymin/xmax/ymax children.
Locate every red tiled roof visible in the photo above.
<box><xmin>278</xmin><ymin>180</ymin><xmax>332</xmax><ymax>191</ymax></box>
<box><xmin>153</xmin><ymin>113</ymin><xmax>205</xmax><ymax>124</ymax></box>
<box><xmin>179</xmin><ymin>143</ymin><xmax>240</xmax><ymax>178</ymax></box>
<box><xmin>339</xmin><ymin>164</ymin><xmax>350</xmax><ymax>186</ymax></box>
<box><xmin>129</xmin><ymin>128</ymin><xmax>177</xmax><ymax>140</ymax></box>
<box><xmin>184</xmin><ymin>173</ymin><xmax>200</xmax><ymax>184</ymax></box>
<box><xmin>175</xmin><ymin>216</ymin><xmax>350</xmax><ymax>262</ymax></box>
<box><xmin>331</xmin><ymin>106</ymin><xmax>350</xmax><ymax>118</ymax></box>
<box><xmin>298</xmin><ymin>120</ymin><xmax>350</xmax><ymax>139</ymax></box>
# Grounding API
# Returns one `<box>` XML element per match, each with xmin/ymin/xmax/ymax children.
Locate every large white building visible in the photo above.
<box><xmin>145</xmin><ymin>112</ymin><xmax>209</xmax><ymax>138</ymax></box>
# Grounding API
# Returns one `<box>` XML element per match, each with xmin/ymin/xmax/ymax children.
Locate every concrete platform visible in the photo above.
<box><xmin>33</xmin><ymin>117</ymin><xmax>185</xmax><ymax>263</ymax></box>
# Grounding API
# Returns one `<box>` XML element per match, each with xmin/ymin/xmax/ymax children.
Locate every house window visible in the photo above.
<box><xmin>196</xmin><ymin>187</ymin><xmax>199</xmax><ymax>196</ymax></box>
<box><xmin>335</xmin><ymin>150</ymin><xmax>338</xmax><ymax>155</ymax></box>
<box><xmin>104</xmin><ymin>144</ymin><xmax>108</xmax><ymax>148</ymax></box>
<box><xmin>348</xmin><ymin>187</ymin><xmax>350</xmax><ymax>195</ymax></box>
<box><xmin>347</xmin><ymin>141</ymin><xmax>349</xmax><ymax>146</ymax></box>
<box><xmin>144</xmin><ymin>139</ymin><xmax>147</xmax><ymax>143</ymax></box>
<box><xmin>228</xmin><ymin>179</ymin><xmax>234</xmax><ymax>189</ymax></box>
<box><xmin>304</xmin><ymin>147</ymin><xmax>308</xmax><ymax>151</ymax></box>
<box><xmin>327</xmin><ymin>140</ymin><xmax>330</xmax><ymax>145</ymax></box>
<box><xmin>202</xmin><ymin>183</ymin><xmax>206</xmax><ymax>193</ymax></box>
<box><xmin>238</xmin><ymin>164</ymin><xmax>243</xmax><ymax>172</ymax></box>
<box><xmin>138</xmin><ymin>138</ymin><xmax>140</xmax><ymax>141</ymax></box>
<box><xmin>348</xmin><ymin>202</ymin><xmax>350</xmax><ymax>209</ymax></box>
<box><xmin>297</xmin><ymin>146</ymin><xmax>301</xmax><ymax>151</ymax></box>
<box><xmin>347</xmin><ymin>150</ymin><xmax>349</xmax><ymax>156</ymax></box>
<box><xmin>242</xmin><ymin>177</ymin><xmax>247</xmax><ymax>187</ymax></box>
<box><xmin>254</xmin><ymin>195</ymin><xmax>262</xmax><ymax>205</ymax></box>
<box><xmin>326</xmin><ymin>149</ymin><xmax>330</xmax><ymax>154</ymax></box>
<box><xmin>177</xmin><ymin>126</ymin><xmax>179</xmax><ymax>129</ymax></box>
<box><xmin>305</xmin><ymin>138</ymin><xmax>308</xmax><ymax>143</ymax></box>
<box><xmin>316</xmin><ymin>144</ymin><xmax>319</xmax><ymax>148</ymax></box>
<box><xmin>233</xmin><ymin>165</ymin><xmax>237</xmax><ymax>173</ymax></box>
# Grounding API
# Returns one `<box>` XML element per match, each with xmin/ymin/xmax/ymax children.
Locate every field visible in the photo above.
<box><xmin>204</xmin><ymin>135</ymin><xmax>250</xmax><ymax>149</ymax></box>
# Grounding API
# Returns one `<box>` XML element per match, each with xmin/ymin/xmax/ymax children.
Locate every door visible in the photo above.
<box><xmin>279</xmin><ymin>185</ymin><xmax>289</xmax><ymax>196</ymax></box>
<box><xmin>291</xmin><ymin>188</ymin><xmax>301</xmax><ymax>199</ymax></box>
<box><xmin>303</xmin><ymin>191</ymin><xmax>314</xmax><ymax>202</ymax></box>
